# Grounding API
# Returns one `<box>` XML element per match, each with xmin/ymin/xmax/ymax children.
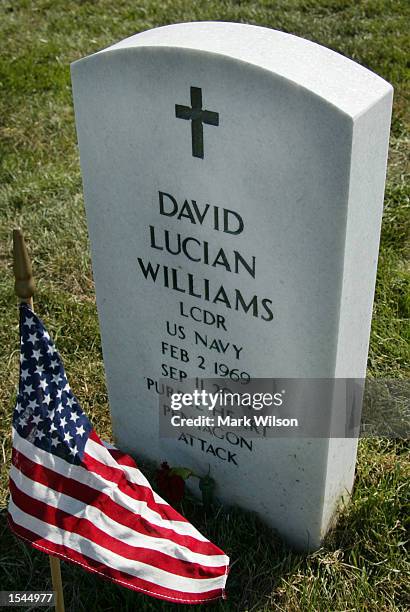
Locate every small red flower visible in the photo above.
<box><xmin>156</xmin><ymin>462</ymin><xmax>185</xmax><ymax>504</ymax></box>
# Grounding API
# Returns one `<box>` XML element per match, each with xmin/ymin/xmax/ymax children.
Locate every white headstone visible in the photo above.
<box><xmin>71</xmin><ymin>22</ymin><xmax>392</xmax><ymax>550</ymax></box>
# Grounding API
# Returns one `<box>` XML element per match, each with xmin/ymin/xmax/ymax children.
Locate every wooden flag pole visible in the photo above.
<box><xmin>12</xmin><ymin>229</ymin><xmax>34</xmax><ymax>309</ymax></box>
<box><xmin>48</xmin><ymin>557</ymin><xmax>65</xmax><ymax>612</ymax></box>
<box><xmin>12</xmin><ymin>229</ymin><xmax>65</xmax><ymax>612</ymax></box>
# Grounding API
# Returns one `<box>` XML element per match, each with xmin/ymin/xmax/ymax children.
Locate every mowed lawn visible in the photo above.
<box><xmin>0</xmin><ymin>1</ymin><xmax>409</xmax><ymax>610</ymax></box>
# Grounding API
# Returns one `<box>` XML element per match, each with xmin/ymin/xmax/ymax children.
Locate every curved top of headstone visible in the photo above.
<box><xmin>72</xmin><ymin>21</ymin><xmax>392</xmax><ymax>119</ymax></box>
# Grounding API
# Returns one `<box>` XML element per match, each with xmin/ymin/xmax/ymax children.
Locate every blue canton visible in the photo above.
<box><xmin>14</xmin><ymin>303</ymin><xmax>92</xmax><ymax>465</ymax></box>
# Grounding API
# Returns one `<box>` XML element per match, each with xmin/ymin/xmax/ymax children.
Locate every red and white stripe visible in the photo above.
<box><xmin>8</xmin><ymin>428</ymin><xmax>229</xmax><ymax>604</ymax></box>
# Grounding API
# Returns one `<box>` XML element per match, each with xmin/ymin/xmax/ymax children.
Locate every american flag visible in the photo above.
<box><xmin>8</xmin><ymin>303</ymin><xmax>229</xmax><ymax>604</ymax></box>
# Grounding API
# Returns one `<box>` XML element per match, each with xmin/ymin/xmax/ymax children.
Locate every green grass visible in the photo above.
<box><xmin>0</xmin><ymin>1</ymin><xmax>409</xmax><ymax>610</ymax></box>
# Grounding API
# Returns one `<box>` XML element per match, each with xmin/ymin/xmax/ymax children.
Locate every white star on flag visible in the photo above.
<box><xmin>32</xmin><ymin>414</ymin><xmax>42</xmax><ymax>426</ymax></box>
<box><xmin>76</xmin><ymin>425</ymin><xmax>85</xmax><ymax>437</ymax></box>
